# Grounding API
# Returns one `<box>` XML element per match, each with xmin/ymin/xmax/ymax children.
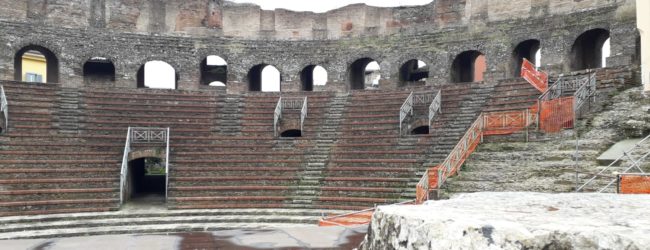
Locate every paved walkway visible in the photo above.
<box><xmin>1</xmin><ymin>225</ymin><xmax>367</xmax><ymax>250</ymax></box>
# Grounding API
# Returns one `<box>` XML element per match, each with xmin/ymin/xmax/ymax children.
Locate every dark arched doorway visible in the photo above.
<box><xmin>280</xmin><ymin>129</ymin><xmax>302</xmax><ymax>138</ymax></box>
<box><xmin>200</xmin><ymin>55</ymin><xmax>227</xmax><ymax>86</ymax></box>
<box><xmin>349</xmin><ymin>58</ymin><xmax>380</xmax><ymax>90</ymax></box>
<box><xmin>411</xmin><ymin>126</ymin><xmax>430</xmax><ymax>135</ymax></box>
<box><xmin>125</xmin><ymin>157</ymin><xmax>166</xmax><ymax>205</ymax></box>
<box><xmin>248</xmin><ymin>64</ymin><xmax>281</xmax><ymax>92</ymax></box>
<box><xmin>512</xmin><ymin>40</ymin><xmax>541</xmax><ymax>77</ymax></box>
<box><xmin>451</xmin><ymin>51</ymin><xmax>485</xmax><ymax>83</ymax></box>
<box><xmin>83</xmin><ymin>57</ymin><xmax>116</xmax><ymax>84</ymax></box>
<box><xmin>399</xmin><ymin>59</ymin><xmax>429</xmax><ymax>86</ymax></box>
<box><xmin>570</xmin><ymin>29</ymin><xmax>610</xmax><ymax>70</ymax></box>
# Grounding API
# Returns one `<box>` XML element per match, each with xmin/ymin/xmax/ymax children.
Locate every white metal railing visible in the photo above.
<box><xmin>300</xmin><ymin>97</ymin><xmax>308</xmax><ymax>132</ymax></box>
<box><xmin>428</xmin><ymin>90</ymin><xmax>442</xmax><ymax>128</ymax></box>
<box><xmin>399</xmin><ymin>92</ymin><xmax>414</xmax><ymax>135</ymax></box>
<box><xmin>165</xmin><ymin>127</ymin><xmax>170</xmax><ymax>200</ymax></box>
<box><xmin>130</xmin><ymin>127</ymin><xmax>168</xmax><ymax>143</ymax></box>
<box><xmin>0</xmin><ymin>85</ymin><xmax>8</xmax><ymax>133</ymax></box>
<box><xmin>577</xmin><ymin>133</ymin><xmax>650</xmax><ymax>193</ymax></box>
<box><xmin>119</xmin><ymin>127</ymin><xmax>132</xmax><ymax>205</ymax></box>
<box><xmin>274</xmin><ymin>97</ymin><xmax>282</xmax><ymax>137</ymax></box>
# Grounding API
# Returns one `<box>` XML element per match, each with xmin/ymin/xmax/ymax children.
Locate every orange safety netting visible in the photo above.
<box><xmin>319</xmin><ymin>211</ymin><xmax>375</xmax><ymax>226</ymax></box>
<box><xmin>538</xmin><ymin>96</ymin><xmax>574</xmax><ymax>133</ymax></box>
<box><xmin>521</xmin><ymin>59</ymin><xmax>548</xmax><ymax>93</ymax></box>
<box><xmin>483</xmin><ymin>110</ymin><xmax>532</xmax><ymax>136</ymax></box>
<box><xmin>619</xmin><ymin>175</ymin><xmax>650</xmax><ymax>194</ymax></box>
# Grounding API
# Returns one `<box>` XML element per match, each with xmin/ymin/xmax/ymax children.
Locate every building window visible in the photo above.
<box><xmin>25</xmin><ymin>73</ymin><xmax>43</xmax><ymax>83</ymax></box>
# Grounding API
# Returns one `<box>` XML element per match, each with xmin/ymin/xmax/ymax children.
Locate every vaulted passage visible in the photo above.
<box><xmin>14</xmin><ymin>45</ymin><xmax>59</xmax><ymax>83</ymax></box>
<box><xmin>399</xmin><ymin>59</ymin><xmax>429</xmax><ymax>86</ymax></box>
<box><xmin>570</xmin><ymin>29</ymin><xmax>610</xmax><ymax>70</ymax></box>
<box><xmin>137</xmin><ymin>61</ymin><xmax>177</xmax><ymax>89</ymax></box>
<box><xmin>125</xmin><ymin>157</ymin><xmax>166</xmax><ymax>204</ymax></box>
<box><xmin>300</xmin><ymin>65</ymin><xmax>328</xmax><ymax>91</ymax></box>
<box><xmin>201</xmin><ymin>55</ymin><xmax>227</xmax><ymax>86</ymax></box>
<box><xmin>83</xmin><ymin>57</ymin><xmax>115</xmax><ymax>84</ymax></box>
<box><xmin>451</xmin><ymin>51</ymin><xmax>486</xmax><ymax>83</ymax></box>
<box><xmin>512</xmin><ymin>40</ymin><xmax>541</xmax><ymax>77</ymax></box>
<box><xmin>249</xmin><ymin>64</ymin><xmax>281</xmax><ymax>92</ymax></box>
<box><xmin>349</xmin><ymin>58</ymin><xmax>380</xmax><ymax>90</ymax></box>
<box><xmin>280</xmin><ymin>129</ymin><xmax>302</xmax><ymax>137</ymax></box>
<box><xmin>411</xmin><ymin>126</ymin><xmax>430</xmax><ymax>135</ymax></box>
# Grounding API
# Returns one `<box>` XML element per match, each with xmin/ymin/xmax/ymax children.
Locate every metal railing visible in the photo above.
<box><xmin>130</xmin><ymin>127</ymin><xmax>168</xmax><ymax>143</ymax></box>
<box><xmin>274</xmin><ymin>97</ymin><xmax>308</xmax><ymax>136</ymax></box>
<box><xmin>573</xmin><ymin>73</ymin><xmax>597</xmax><ymax>119</ymax></box>
<box><xmin>577</xmin><ymin>133</ymin><xmax>650</xmax><ymax>193</ymax></box>
<box><xmin>0</xmin><ymin>85</ymin><xmax>8</xmax><ymax>133</ymax></box>
<box><xmin>434</xmin><ymin>115</ymin><xmax>484</xmax><ymax>190</ymax></box>
<box><xmin>300</xmin><ymin>97</ymin><xmax>308</xmax><ymax>132</ymax></box>
<box><xmin>165</xmin><ymin>127</ymin><xmax>170</xmax><ymax>200</ymax></box>
<box><xmin>119</xmin><ymin>127</ymin><xmax>132</xmax><ymax>205</ymax></box>
<box><xmin>428</xmin><ymin>90</ymin><xmax>442</xmax><ymax>128</ymax></box>
<box><xmin>399</xmin><ymin>92</ymin><xmax>414</xmax><ymax>135</ymax></box>
<box><xmin>273</xmin><ymin>97</ymin><xmax>282</xmax><ymax>137</ymax></box>
<box><xmin>537</xmin><ymin>73</ymin><xmax>595</xmax><ymax>132</ymax></box>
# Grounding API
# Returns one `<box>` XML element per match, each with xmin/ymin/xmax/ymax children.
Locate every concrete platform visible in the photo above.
<box><xmin>596</xmin><ymin>138</ymin><xmax>643</xmax><ymax>165</ymax></box>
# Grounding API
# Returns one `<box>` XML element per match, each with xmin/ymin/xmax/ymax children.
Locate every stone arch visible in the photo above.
<box><xmin>14</xmin><ymin>45</ymin><xmax>59</xmax><ymax>83</ymax></box>
<box><xmin>83</xmin><ymin>57</ymin><xmax>116</xmax><ymax>84</ymax></box>
<box><xmin>512</xmin><ymin>39</ymin><xmax>541</xmax><ymax>77</ymax></box>
<box><xmin>349</xmin><ymin>57</ymin><xmax>380</xmax><ymax>90</ymax></box>
<box><xmin>451</xmin><ymin>50</ymin><xmax>485</xmax><ymax>83</ymax></box>
<box><xmin>248</xmin><ymin>64</ymin><xmax>281</xmax><ymax>92</ymax></box>
<box><xmin>200</xmin><ymin>55</ymin><xmax>228</xmax><ymax>86</ymax></box>
<box><xmin>399</xmin><ymin>59</ymin><xmax>429</xmax><ymax>85</ymax></box>
<box><xmin>280</xmin><ymin>129</ymin><xmax>302</xmax><ymax>138</ymax></box>
<box><xmin>136</xmin><ymin>61</ymin><xmax>178</xmax><ymax>89</ymax></box>
<box><xmin>300</xmin><ymin>65</ymin><xmax>328</xmax><ymax>91</ymax></box>
<box><xmin>570</xmin><ymin>28</ymin><xmax>610</xmax><ymax>70</ymax></box>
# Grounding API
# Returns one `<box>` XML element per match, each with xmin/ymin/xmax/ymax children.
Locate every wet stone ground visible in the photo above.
<box><xmin>0</xmin><ymin>226</ymin><xmax>367</xmax><ymax>250</ymax></box>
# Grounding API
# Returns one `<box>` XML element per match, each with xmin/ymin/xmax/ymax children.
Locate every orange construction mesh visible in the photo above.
<box><xmin>319</xmin><ymin>211</ymin><xmax>375</xmax><ymax>226</ymax></box>
<box><xmin>483</xmin><ymin>110</ymin><xmax>532</xmax><ymax>136</ymax></box>
<box><xmin>539</xmin><ymin>96</ymin><xmax>574</xmax><ymax>133</ymax></box>
<box><xmin>521</xmin><ymin>59</ymin><xmax>548</xmax><ymax>93</ymax></box>
<box><xmin>619</xmin><ymin>175</ymin><xmax>650</xmax><ymax>194</ymax></box>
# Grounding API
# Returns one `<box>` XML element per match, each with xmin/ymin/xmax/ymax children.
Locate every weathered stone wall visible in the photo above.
<box><xmin>0</xmin><ymin>0</ymin><xmax>639</xmax><ymax>92</ymax></box>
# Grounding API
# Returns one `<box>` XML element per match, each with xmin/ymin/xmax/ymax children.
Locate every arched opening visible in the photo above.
<box><xmin>125</xmin><ymin>157</ymin><xmax>166</xmax><ymax>204</ymax></box>
<box><xmin>451</xmin><ymin>51</ymin><xmax>486</xmax><ymax>83</ymax></box>
<box><xmin>14</xmin><ymin>45</ymin><xmax>59</xmax><ymax>83</ymax></box>
<box><xmin>570</xmin><ymin>29</ymin><xmax>611</xmax><ymax>70</ymax></box>
<box><xmin>512</xmin><ymin>40</ymin><xmax>541</xmax><ymax>77</ymax></box>
<box><xmin>201</xmin><ymin>55</ymin><xmax>227</xmax><ymax>86</ymax></box>
<box><xmin>300</xmin><ymin>65</ymin><xmax>328</xmax><ymax>91</ymax></box>
<box><xmin>83</xmin><ymin>57</ymin><xmax>115</xmax><ymax>84</ymax></box>
<box><xmin>248</xmin><ymin>64</ymin><xmax>281</xmax><ymax>92</ymax></box>
<box><xmin>399</xmin><ymin>59</ymin><xmax>429</xmax><ymax>85</ymax></box>
<box><xmin>137</xmin><ymin>61</ymin><xmax>177</xmax><ymax>89</ymax></box>
<box><xmin>349</xmin><ymin>58</ymin><xmax>380</xmax><ymax>90</ymax></box>
<box><xmin>280</xmin><ymin>129</ymin><xmax>302</xmax><ymax>137</ymax></box>
<box><xmin>411</xmin><ymin>126</ymin><xmax>430</xmax><ymax>135</ymax></box>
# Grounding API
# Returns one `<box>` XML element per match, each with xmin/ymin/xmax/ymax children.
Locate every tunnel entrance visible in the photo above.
<box><xmin>280</xmin><ymin>129</ymin><xmax>302</xmax><ymax>138</ymax></box>
<box><xmin>570</xmin><ymin>29</ymin><xmax>610</xmax><ymax>70</ymax></box>
<box><xmin>451</xmin><ymin>51</ymin><xmax>485</xmax><ymax>83</ymax></box>
<box><xmin>125</xmin><ymin>157</ymin><xmax>166</xmax><ymax>206</ymax></box>
<box><xmin>411</xmin><ymin>126</ymin><xmax>430</xmax><ymax>135</ymax></box>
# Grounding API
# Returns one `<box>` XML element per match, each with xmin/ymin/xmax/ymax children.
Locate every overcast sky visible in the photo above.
<box><xmin>229</xmin><ymin>0</ymin><xmax>433</xmax><ymax>12</ymax></box>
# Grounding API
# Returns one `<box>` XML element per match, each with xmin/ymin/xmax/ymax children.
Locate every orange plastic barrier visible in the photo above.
<box><xmin>538</xmin><ymin>96</ymin><xmax>574</xmax><ymax>133</ymax></box>
<box><xmin>619</xmin><ymin>175</ymin><xmax>650</xmax><ymax>194</ymax></box>
<box><xmin>483</xmin><ymin>110</ymin><xmax>533</xmax><ymax>136</ymax></box>
<box><xmin>521</xmin><ymin>59</ymin><xmax>548</xmax><ymax>93</ymax></box>
<box><xmin>319</xmin><ymin>211</ymin><xmax>375</xmax><ymax>226</ymax></box>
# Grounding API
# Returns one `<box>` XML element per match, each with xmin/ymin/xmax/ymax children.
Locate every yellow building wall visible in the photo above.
<box><xmin>639</xmin><ymin>0</ymin><xmax>649</xmax><ymax>89</ymax></box>
<box><xmin>21</xmin><ymin>53</ymin><xmax>47</xmax><ymax>83</ymax></box>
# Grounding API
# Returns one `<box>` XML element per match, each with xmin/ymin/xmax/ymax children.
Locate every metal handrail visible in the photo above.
<box><xmin>428</xmin><ymin>90</ymin><xmax>442</xmax><ymax>128</ymax></box>
<box><xmin>399</xmin><ymin>92</ymin><xmax>414</xmax><ymax>135</ymax></box>
<box><xmin>0</xmin><ymin>85</ymin><xmax>8</xmax><ymax>133</ymax></box>
<box><xmin>576</xmin><ymin>133</ymin><xmax>650</xmax><ymax>192</ymax></box>
<box><xmin>165</xmin><ymin>127</ymin><xmax>170</xmax><ymax>200</ymax></box>
<box><xmin>300</xmin><ymin>97</ymin><xmax>308</xmax><ymax>132</ymax></box>
<box><xmin>130</xmin><ymin>127</ymin><xmax>168</xmax><ymax>143</ymax></box>
<box><xmin>273</xmin><ymin>97</ymin><xmax>282</xmax><ymax>137</ymax></box>
<box><xmin>119</xmin><ymin>127</ymin><xmax>132</xmax><ymax>205</ymax></box>
<box><xmin>573</xmin><ymin>73</ymin><xmax>597</xmax><ymax>118</ymax></box>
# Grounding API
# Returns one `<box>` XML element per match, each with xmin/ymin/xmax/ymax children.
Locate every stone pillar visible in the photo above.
<box><xmin>639</xmin><ymin>0</ymin><xmax>650</xmax><ymax>91</ymax></box>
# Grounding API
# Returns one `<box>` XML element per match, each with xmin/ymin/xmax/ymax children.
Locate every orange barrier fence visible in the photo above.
<box><xmin>483</xmin><ymin>109</ymin><xmax>536</xmax><ymax>136</ymax></box>
<box><xmin>319</xmin><ymin>200</ymin><xmax>415</xmax><ymax>227</ymax></box>
<box><xmin>538</xmin><ymin>96</ymin><xmax>574</xmax><ymax>133</ymax></box>
<box><xmin>521</xmin><ymin>58</ymin><xmax>548</xmax><ymax>93</ymax></box>
<box><xmin>619</xmin><ymin>174</ymin><xmax>650</xmax><ymax>194</ymax></box>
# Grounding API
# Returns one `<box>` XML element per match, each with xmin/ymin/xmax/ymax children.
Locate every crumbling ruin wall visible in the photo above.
<box><xmin>0</xmin><ymin>0</ymin><xmax>639</xmax><ymax>92</ymax></box>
